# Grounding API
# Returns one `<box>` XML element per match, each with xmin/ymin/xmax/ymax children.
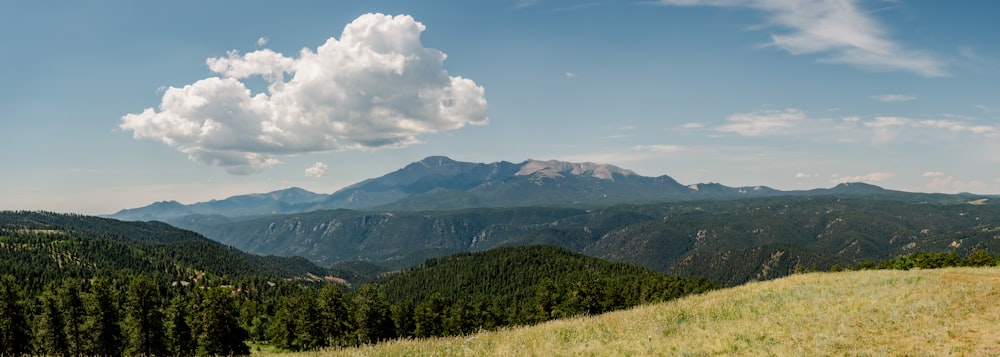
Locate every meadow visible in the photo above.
<box><xmin>286</xmin><ymin>267</ymin><xmax>1000</xmax><ymax>356</ymax></box>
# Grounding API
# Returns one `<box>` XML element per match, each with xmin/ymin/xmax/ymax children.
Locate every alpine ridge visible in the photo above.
<box><xmin>108</xmin><ymin>156</ymin><xmax>935</xmax><ymax>223</ymax></box>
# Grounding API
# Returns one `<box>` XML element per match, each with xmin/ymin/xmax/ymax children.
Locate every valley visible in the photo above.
<box><xmin>5</xmin><ymin>157</ymin><xmax>1000</xmax><ymax>355</ymax></box>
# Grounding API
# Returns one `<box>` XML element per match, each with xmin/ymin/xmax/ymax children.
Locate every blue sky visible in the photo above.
<box><xmin>2</xmin><ymin>0</ymin><xmax>998</xmax><ymax>214</ymax></box>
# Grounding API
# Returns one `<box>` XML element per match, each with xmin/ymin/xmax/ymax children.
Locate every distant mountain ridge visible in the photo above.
<box><xmin>110</xmin><ymin>187</ymin><xmax>329</xmax><ymax>221</ymax></box>
<box><xmin>109</xmin><ymin>156</ymin><xmax>967</xmax><ymax>223</ymax></box>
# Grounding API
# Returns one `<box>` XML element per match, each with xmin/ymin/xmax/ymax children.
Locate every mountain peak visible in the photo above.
<box><xmin>417</xmin><ymin>156</ymin><xmax>458</xmax><ymax>167</ymax></box>
<box><xmin>516</xmin><ymin>159</ymin><xmax>636</xmax><ymax>180</ymax></box>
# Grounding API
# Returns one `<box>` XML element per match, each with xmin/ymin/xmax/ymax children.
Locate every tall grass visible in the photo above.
<box><xmin>286</xmin><ymin>267</ymin><xmax>1000</xmax><ymax>356</ymax></box>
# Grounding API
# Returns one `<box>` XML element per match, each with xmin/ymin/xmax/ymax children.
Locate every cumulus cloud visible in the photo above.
<box><xmin>715</xmin><ymin>108</ymin><xmax>805</xmax><ymax>136</ymax></box>
<box><xmin>794</xmin><ymin>172</ymin><xmax>816</xmax><ymax>179</ymax></box>
<box><xmin>871</xmin><ymin>94</ymin><xmax>916</xmax><ymax>102</ymax></box>
<box><xmin>656</xmin><ymin>0</ymin><xmax>947</xmax><ymax>77</ymax></box>
<box><xmin>922</xmin><ymin>171</ymin><xmax>945</xmax><ymax>177</ymax></box>
<box><xmin>832</xmin><ymin>172</ymin><xmax>895</xmax><ymax>184</ymax></box>
<box><xmin>120</xmin><ymin>13</ymin><xmax>488</xmax><ymax>174</ymax></box>
<box><xmin>305</xmin><ymin>162</ymin><xmax>328</xmax><ymax>178</ymax></box>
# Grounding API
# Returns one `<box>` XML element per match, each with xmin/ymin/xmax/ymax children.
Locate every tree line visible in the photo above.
<box><xmin>0</xmin><ymin>266</ymin><xmax>715</xmax><ymax>355</ymax></box>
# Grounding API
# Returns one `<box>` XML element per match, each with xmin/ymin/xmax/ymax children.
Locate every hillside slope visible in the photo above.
<box><xmin>0</xmin><ymin>211</ymin><xmax>329</xmax><ymax>292</ymax></box>
<box><xmin>191</xmin><ymin>197</ymin><xmax>1000</xmax><ymax>286</ymax></box>
<box><xmin>324</xmin><ymin>267</ymin><xmax>1000</xmax><ymax>356</ymax></box>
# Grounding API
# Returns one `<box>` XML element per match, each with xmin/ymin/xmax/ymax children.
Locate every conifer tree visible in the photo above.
<box><xmin>85</xmin><ymin>277</ymin><xmax>122</xmax><ymax>357</ymax></box>
<box><xmin>166</xmin><ymin>294</ymin><xmax>195</xmax><ymax>357</ymax></box>
<box><xmin>34</xmin><ymin>284</ymin><xmax>69</xmax><ymax>356</ymax></box>
<box><xmin>195</xmin><ymin>288</ymin><xmax>249</xmax><ymax>356</ymax></box>
<box><xmin>268</xmin><ymin>301</ymin><xmax>298</xmax><ymax>350</ymax></box>
<box><xmin>60</xmin><ymin>279</ymin><xmax>87</xmax><ymax>357</ymax></box>
<box><xmin>0</xmin><ymin>275</ymin><xmax>30</xmax><ymax>356</ymax></box>
<box><xmin>318</xmin><ymin>284</ymin><xmax>352</xmax><ymax>346</ymax></box>
<box><xmin>124</xmin><ymin>275</ymin><xmax>167</xmax><ymax>356</ymax></box>
<box><xmin>295</xmin><ymin>294</ymin><xmax>325</xmax><ymax>351</ymax></box>
<box><xmin>352</xmin><ymin>284</ymin><xmax>395</xmax><ymax>344</ymax></box>
<box><xmin>414</xmin><ymin>292</ymin><xmax>448</xmax><ymax>337</ymax></box>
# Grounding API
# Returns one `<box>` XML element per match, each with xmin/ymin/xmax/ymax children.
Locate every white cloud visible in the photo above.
<box><xmin>121</xmin><ymin>13</ymin><xmax>488</xmax><ymax>175</ymax></box>
<box><xmin>656</xmin><ymin>0</ymin><xmax>947</xmax><ymax>77</ymax></box>
<box><xmin>832</xmin><ymin>172</ymin><xmax>895</xmax><ymax>184</ymax></box>
<box><xmin>715</xmin><ymin>108</ymin><xmax>805</xmax><ymax>136</ymax></box>
<box><xmin>914</xmin><ymin>119</ymin><xmax>999</xmax><ymax>137</ymax></box>
<box><xmin>305</xmin><ymin>162</ymin><xmax>328</xmax><ymax>178</ymax></box>
<box><xmin>564</xmin><ymin>72</ymin><xmax>578</xmax><ymax>79</ymax></box>
<box><xmin>925</xmin><ymin>175</ymin><xmax>988</xmax><ymax>194</ymax></box>
<box><xmin>631</xmin><ymin>144</ymin><xmax>688</xmax><ymax>153</ymax></box>
<box><xmin>870</xmin><ymin>94</ymin><xmax>916</xmax><ymax>102</ymax></box>
<box><xmin>256</xmin><ymin>37</ymin><xmax>268</xmax><ymax>48</ymax></box>
<box><xmin>864</xmin><ymin>116</ymin><xmax>911</xmax><ymax>128</ymax></box>
<box><xmin>922</xmin><ymin>171</ymin><xmax>944</xmax><ymax>177</ymax></box>
<box><xmin>794</xmin><ymin>172</ymin><xmax>815</xmax><ymax>179</ymax></box>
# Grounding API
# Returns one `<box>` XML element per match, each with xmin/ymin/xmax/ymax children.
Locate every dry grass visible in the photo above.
<box><xmin>283</xmin><ymin>267</ymin><xmax>1000</xmax><ymax>356</ymax></box>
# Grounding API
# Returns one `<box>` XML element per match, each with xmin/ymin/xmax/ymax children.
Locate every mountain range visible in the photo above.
<box><xmin>109</xmin><ymin>156</ymin><xmax>983</xmax><ymax>223</ymax></box>
<box><xmin>105</xmin><ymin>156</ymin><xmax>998</xmax><ymax>286</ymax></box>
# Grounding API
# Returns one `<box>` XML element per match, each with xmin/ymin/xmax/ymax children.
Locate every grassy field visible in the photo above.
<box><xmin>280</xmin><ymin>267</ymin><xmax>1000</xmax><ymax>356</ymax></box>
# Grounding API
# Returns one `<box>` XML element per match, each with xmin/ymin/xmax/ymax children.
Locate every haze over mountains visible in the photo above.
<box><xmin>105</xmin><ymin>156</ymin><xmax>999</xmax><ymax>286</ymax></box>
<box><xmin>110</xmin><ymin>156</ymin><xmax>977</xmax><ymax>223</ymax></box>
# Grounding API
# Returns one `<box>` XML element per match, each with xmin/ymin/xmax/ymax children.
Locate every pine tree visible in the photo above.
<box><xmin>414</xmin><ymin>292</ymin><xmax>448</xmax><ymax>337</ymax></box>
<box><xmin>124</xmin><ymin>275</ymin><xmax>167</xmax><ymax>356</ymax></box>
<box><xmin>0</xmin><ymin>275</ymin><xmax>30</xmax><ymax>356</ymax></box>
<box><xmin>85</xmin><ymin>277</ymin><xmax>122</xmax><ymax>356</ymax></box>
<box><xmin>34</xmin><ymin>284</ymin><xmax>69</xmax><ymax>356</ymax></box>
<box><xmin>195</xmin><ymin>288</ymin><xmax>250</xmax><ymax>356</ymax></box>
<box><xmin>166</xmin><ymin>295</ymin><xmax>195</xmax><ymax>357</ymax></box>
<box><xmin>390</xmin><ymin>300</ymin><xmax>415</xmax><ymax>339</ymax></box>
<box><xmin>60</xmin><ymin>279</ymin><xmax>87</xmax><ymax>357</ymax></box>
<box><xmin>317</xmin><ymin>284</ymin><xmax>352</xmax><ymax>346</ymax></box>
<box><xmin>295</xmin><ymin>294</ymin><xmax>325</xmax><ymax>351</ymax></box>
<box><xmin>268</xmin><ymin>301</ymin><xmax>298</xmax><ymax>350</ymax></box>
<box><xmin>352</xmin><ymin>284</ymin><xmax>396</xmax><ymax>344</ymax></box>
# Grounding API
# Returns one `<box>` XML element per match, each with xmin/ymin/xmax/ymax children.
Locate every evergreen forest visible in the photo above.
<box><xmin>0</xmin><ymin>211</ymin><xmax>716</xmax><ymax>354</ymax></box>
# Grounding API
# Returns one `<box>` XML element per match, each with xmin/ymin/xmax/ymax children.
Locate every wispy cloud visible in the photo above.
<box><xmin>715</xmin><ymin>108</ymin><xmax>806</xmax><ymax>136</ymax></box>
<box><xmin>631</xmin><ymin>144</ymin><xmax>688</xmax><ymax>153</ymax></box>
<box><xmin>795</xmin><ymin>172</ymin><xmax>816</xmax><ymax>179</ymax></box>
<box><xmin>832</xmin><ymin>172</ymin><xmax>895</xmax><ymax>184</ymax></box>
<box><xmin>655</xmin><ymin>0</ymin><xmax>948</xmax><ymax>77</ymax></box>
<box><xmin>922</xmin><ymin>171</ymin><xmax>945</xmax><ymax>177</ymax></box>
<box><xmin>871</xmin><ymin>94</ymin><xmax>916</xmax><ymax>102</ymax></box>
<box><xmin>925</xmin><ymin>175</ymin><xmax>988</xmax><ymax>194</ymax></box>
<box><xmin>564</xmin><ymin>72</ymin><xmax>578</xmax><ymax>79</ymax></box>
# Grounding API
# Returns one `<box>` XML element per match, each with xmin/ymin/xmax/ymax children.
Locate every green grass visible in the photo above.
<box><xmin>292</xmin><ymin>267</ymin><xmax>1000</xmax><ymax>356</ymax></box>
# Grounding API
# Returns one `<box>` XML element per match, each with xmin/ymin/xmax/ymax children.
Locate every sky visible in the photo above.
<box><xmin>2</xmin><ymin>0</ymin><xmax>999</xmax><ymax>215</ymax></box>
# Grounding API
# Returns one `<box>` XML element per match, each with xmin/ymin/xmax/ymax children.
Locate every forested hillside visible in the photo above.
<box><xmin>0</xmin><ymin>211</ymin><xmax>329</xmax><ymax>293</ymax></box>
<box><xmin>0</xmin><ymin>212</ymin><xmax>716</xmax><ymax>355</ymax></box>
<box><xmin>186</xmin><ymin>196</ymin><xmax>1000</xmax><ymax>286</ymax></box>
<box><xmin>375</xmin><ymin>246</ymin><xmax>717</xmax><ymax>329</ymax></box>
